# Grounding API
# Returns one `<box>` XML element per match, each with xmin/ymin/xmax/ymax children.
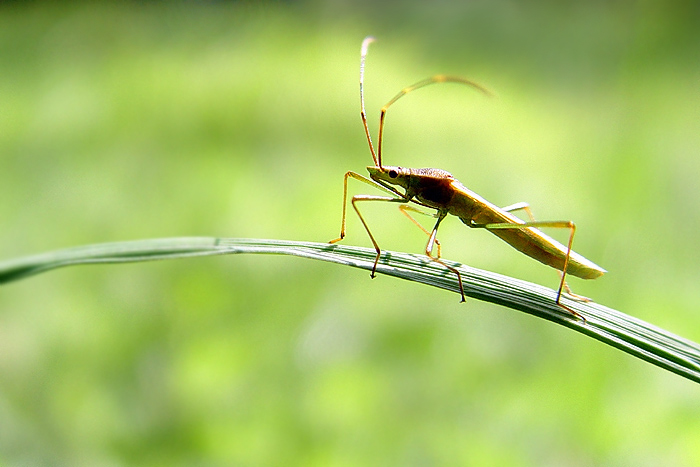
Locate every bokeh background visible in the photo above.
<box><xmin>2</xmin><ymin>1</ymin><xmax>700</xmax><ymax>464</ymax></box>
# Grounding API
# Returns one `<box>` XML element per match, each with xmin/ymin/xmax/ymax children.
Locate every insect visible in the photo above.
<box><xmin>329</xmin><ymin>36</ymin><xmax>606</xmax><ymax>321</ymax></box>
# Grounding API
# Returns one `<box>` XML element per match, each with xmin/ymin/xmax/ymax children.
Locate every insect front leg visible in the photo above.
<box><xmin>348</xmin><ymin>195</ymin><xmax>410</xmax><ymax>278</ymax></box>
<box><xmin>329</xmin><ymin>171</ymin><xmax>402</xmax><ymax>244</ymax></box>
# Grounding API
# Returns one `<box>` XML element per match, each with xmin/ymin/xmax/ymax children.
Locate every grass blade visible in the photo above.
<box><xmin>1</xmin><ymin>237</ymin><xmax>699</xmax><ymax>383</ymax></box>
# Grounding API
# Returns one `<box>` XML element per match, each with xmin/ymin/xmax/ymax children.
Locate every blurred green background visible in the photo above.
<box><xmin>1</xmin><ymin>1</ymin><xmax>700</xmax><ymax>464</ymax></box>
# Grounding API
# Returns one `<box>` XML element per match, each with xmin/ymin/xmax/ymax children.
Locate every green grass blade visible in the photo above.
<box><xmin>1</xmin><ymin>237</ymin><xmax>699</xmax><ymax>383</ymax></box>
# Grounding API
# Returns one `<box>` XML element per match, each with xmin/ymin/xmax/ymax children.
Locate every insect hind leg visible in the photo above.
<box><xmin>501</xmin><ymin>202</ymin><xmax>589</xmax><ymax>302</ymax></box>
<box><xmin>561</xmin><ymin>278</ymin><xmax>591</xmax><ymax>302</ymax></box>
<box><xmin>500</xmin><ymin>202</ymin><xmax>535</xmax><ymax>221</ymax></box>
<box><xmin>475</xmin><ymin>217</ymin><xmax>586</xmax><ymax>323</ymax></box>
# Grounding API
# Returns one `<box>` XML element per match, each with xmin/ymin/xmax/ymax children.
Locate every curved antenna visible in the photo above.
<box><xmin>377</xmin><ymin>75</ymin><xmax>493</xmax><ymax>168</ymax></box>
<box><xmin>359</xmin><ymin>37</ymin><xmax>379</xmax><ymax>167</ymax></box>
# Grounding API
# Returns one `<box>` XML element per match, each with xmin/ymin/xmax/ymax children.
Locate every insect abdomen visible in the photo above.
<box><xmin>467</xmin><ymin>207</ymin><xmax>605</xmax><ymax>280</ymax></box>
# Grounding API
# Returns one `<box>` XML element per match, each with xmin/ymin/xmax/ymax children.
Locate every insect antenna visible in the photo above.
<box><xmin>360</xmin><ymin>36</ymin><xmax>379</xmax><ymax>168</ymax></box>
<box><xmin>377</xmin><ymin>75</ymin><xmax>492</xmax><ymax>168</ymax></box>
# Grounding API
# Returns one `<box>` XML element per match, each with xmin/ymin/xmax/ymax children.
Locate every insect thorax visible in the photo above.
<box><xmin>412</xmin><ymin>173</ymin><xmax>458</xmax><ymax>207</ymax></box>
<box><xmin>411</xmin><ymin>168</ymin><xmax>454</xmax><ymax>179</ymax></box>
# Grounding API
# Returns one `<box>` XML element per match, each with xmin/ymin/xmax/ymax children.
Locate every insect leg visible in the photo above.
<box><xmin>501</xmin><ymin>203</ymin><xmax>587</xmax><ymax>300</ymax></box>
<box><xmin>396</xmin><ymin>204</ymin><xmax>466</xmax><ymax>302</ymax></box>
<box><xmin>475</xmin><ymin>219</ymin><xmax>584</xmax><ymax>322</ymax></box>
<box><xmin>500</xmin><ymin>202</ymin><xmax>535</xmax><ymax>221</ymax></box>
<box><xmin>424</xmin><ymin>212</ymin><xmax>466</xmax><ymax>302</ymax></box>
<box><xmin>398</xmin><ymin>204</ymin><xmax>443</xmax><ymax>259</ymax></box>
<box><xmin>561</xmin><ymin>282</ymin><xmax>592</xmax><ymax>302</ymax></box>
<box><xmin>498</xmin><ymin>204</ymin><xmax>591</xmax><ymax>302</ymax></box>
<box><xmin>349</xmin><ymin>195</ymin><xmax>410</xmax><ymax>278</ymax></box>
<box><xmin>329</xmin><ymin>171</ymin><xmax>403</xmax><ymax>244</ymax></box>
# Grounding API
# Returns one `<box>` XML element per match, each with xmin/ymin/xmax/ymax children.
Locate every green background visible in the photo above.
<box><xmin>1</xmin><ymin>1</ymin><xmax>699</xmax><ymax>464</ymax></box>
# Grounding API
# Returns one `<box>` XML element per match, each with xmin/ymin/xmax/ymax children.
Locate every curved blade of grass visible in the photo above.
<box><xmin>1</xmin><ymin>237</ymin><xmax>699</xmax><ymax>383</ymax></box>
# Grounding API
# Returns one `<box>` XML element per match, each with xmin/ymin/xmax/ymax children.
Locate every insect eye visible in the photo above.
<box><xmin>388</xmin><ymin>170</ymin><xmax>398</xmax><ymax>178</ymax></box>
